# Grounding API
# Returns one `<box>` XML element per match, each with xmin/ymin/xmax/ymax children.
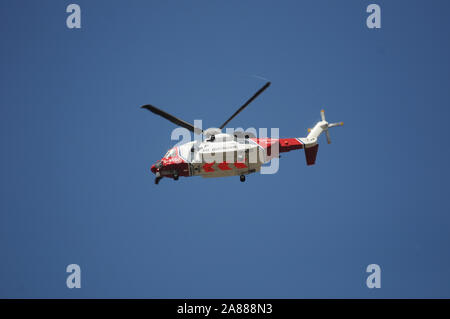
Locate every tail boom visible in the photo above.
<box><xmin>250</xmin><ymin>109</ymin><xmax>342</xmax><ymax>166</ymax></box>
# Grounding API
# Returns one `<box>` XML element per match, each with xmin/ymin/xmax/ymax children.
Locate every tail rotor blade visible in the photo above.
<box><xmin>320</xmin><ymin>109</ymin><xmax>326</xmax><ymax>121</ymax></box>
<box><xmin>326</xmin><ymin>130</ymin><xmax>331</xmax><ymax>144</ymax></box>
<box><xmin>328</xmin><ymin>122</ymin><xmax>344</xmax><ymax>128</ymax></box>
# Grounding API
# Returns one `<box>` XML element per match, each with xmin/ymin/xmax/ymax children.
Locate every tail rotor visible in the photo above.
<box><xmin>302</xmin><ymin>109</ymin><xmax>343</xmax><ymax>166</ymax></box>
<box><xmin>316</xmin><ymin>109</ymin><xmax>343</xmax><ymax>144</ymax></box>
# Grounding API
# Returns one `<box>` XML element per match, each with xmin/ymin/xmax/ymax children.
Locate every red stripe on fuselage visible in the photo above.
<box><xmin>203</xmin><ymin>162</ymin><xmax>215</xmax><ymax>172</ymax></box>
<box><xmin>218</xmin><ymin>162</ymin><xmax>231</xmax><ymax>170</ymax></box>
<box><xmin>250</xmin><ymin>138</ymin><xmax>303</xmax><ymax>154</ymax></box>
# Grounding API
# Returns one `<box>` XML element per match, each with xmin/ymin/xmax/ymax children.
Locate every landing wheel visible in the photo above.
<box><xmin>155</xmin><ymin>172</ymin><xmax>162</xmax><ymax>185</ymax></box>
<box><xmin>173</xmin><ymin>173</ymin><xmax>179</xmax><ymax>181</ymax></box>
<box><xmin>240</xmin><ymin>175</ymin><xmax>245</xmax><ymax>182</ymax></box>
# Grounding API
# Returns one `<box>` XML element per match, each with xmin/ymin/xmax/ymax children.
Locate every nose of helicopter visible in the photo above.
<box><xmin>151</xmin><ymin>160</ymin><xmax>163</xmax><ymax>174</ymax></box>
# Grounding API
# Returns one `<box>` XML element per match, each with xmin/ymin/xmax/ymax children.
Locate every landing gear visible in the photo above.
<box><xmin>240</xmin><ymin>175</ymin><xmax>245</xmax><ymax>182</ymax></box>
<box><xmin>173</xmin><ymin>172</ymin><xmax>179</xmax><ymax>181</ymax></box>
<box><xmin>155</xmin><ymin>172</ymin><xmax>162</xmax><ymax>184</ymax></box>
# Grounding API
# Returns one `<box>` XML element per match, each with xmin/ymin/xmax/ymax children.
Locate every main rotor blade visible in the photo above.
<box><xmin>219</xmin><ymin>81</ymin><xmax>271</xmax><ymax>129</ymax></box>
<box><xmin>141</xmin><ymin>104</ymin><xmax>203</xmax><ymax>134</ymax></box>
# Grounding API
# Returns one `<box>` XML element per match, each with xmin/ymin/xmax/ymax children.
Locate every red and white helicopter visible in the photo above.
<box><xmin>141</xmin><ymin>82</ymin><xmax>343</xmax><ymax>184</ymax></box>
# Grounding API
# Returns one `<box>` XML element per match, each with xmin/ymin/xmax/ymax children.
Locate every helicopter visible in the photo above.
<box><xmin>141</xmin><ymin>82</ymin><xmax>343</xmax><ymax>184</ymax></box>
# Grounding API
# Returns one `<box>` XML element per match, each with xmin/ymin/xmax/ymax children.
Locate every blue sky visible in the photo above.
<box><xmin>1</xmin><ymin>0</ymin><xmax>450</xmax><ymax>298</ymax></box>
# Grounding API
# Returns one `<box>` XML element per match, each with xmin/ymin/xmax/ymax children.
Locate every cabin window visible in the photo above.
<box><xmin>165</xmin><ymin>148</ymin><xmax>176</xmax><ymax>158</ymax></box>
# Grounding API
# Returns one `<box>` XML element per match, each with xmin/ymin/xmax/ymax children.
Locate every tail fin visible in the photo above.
<box><xmin>304</xmin><ymin>144</ymin><xmax>319</xmax><ymax>166</ymax></box>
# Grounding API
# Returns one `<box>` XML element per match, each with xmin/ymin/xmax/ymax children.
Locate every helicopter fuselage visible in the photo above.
<box><xmin>150</xmin><ymin>133</ymin><xmax>306</xmax><ymax>181</ymax></box>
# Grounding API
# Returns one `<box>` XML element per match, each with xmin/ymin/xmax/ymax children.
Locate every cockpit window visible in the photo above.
<box><xmin>164</xmin><ymin>148</ymin><xmax>176</xmax><ymax>159</ymax></box>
